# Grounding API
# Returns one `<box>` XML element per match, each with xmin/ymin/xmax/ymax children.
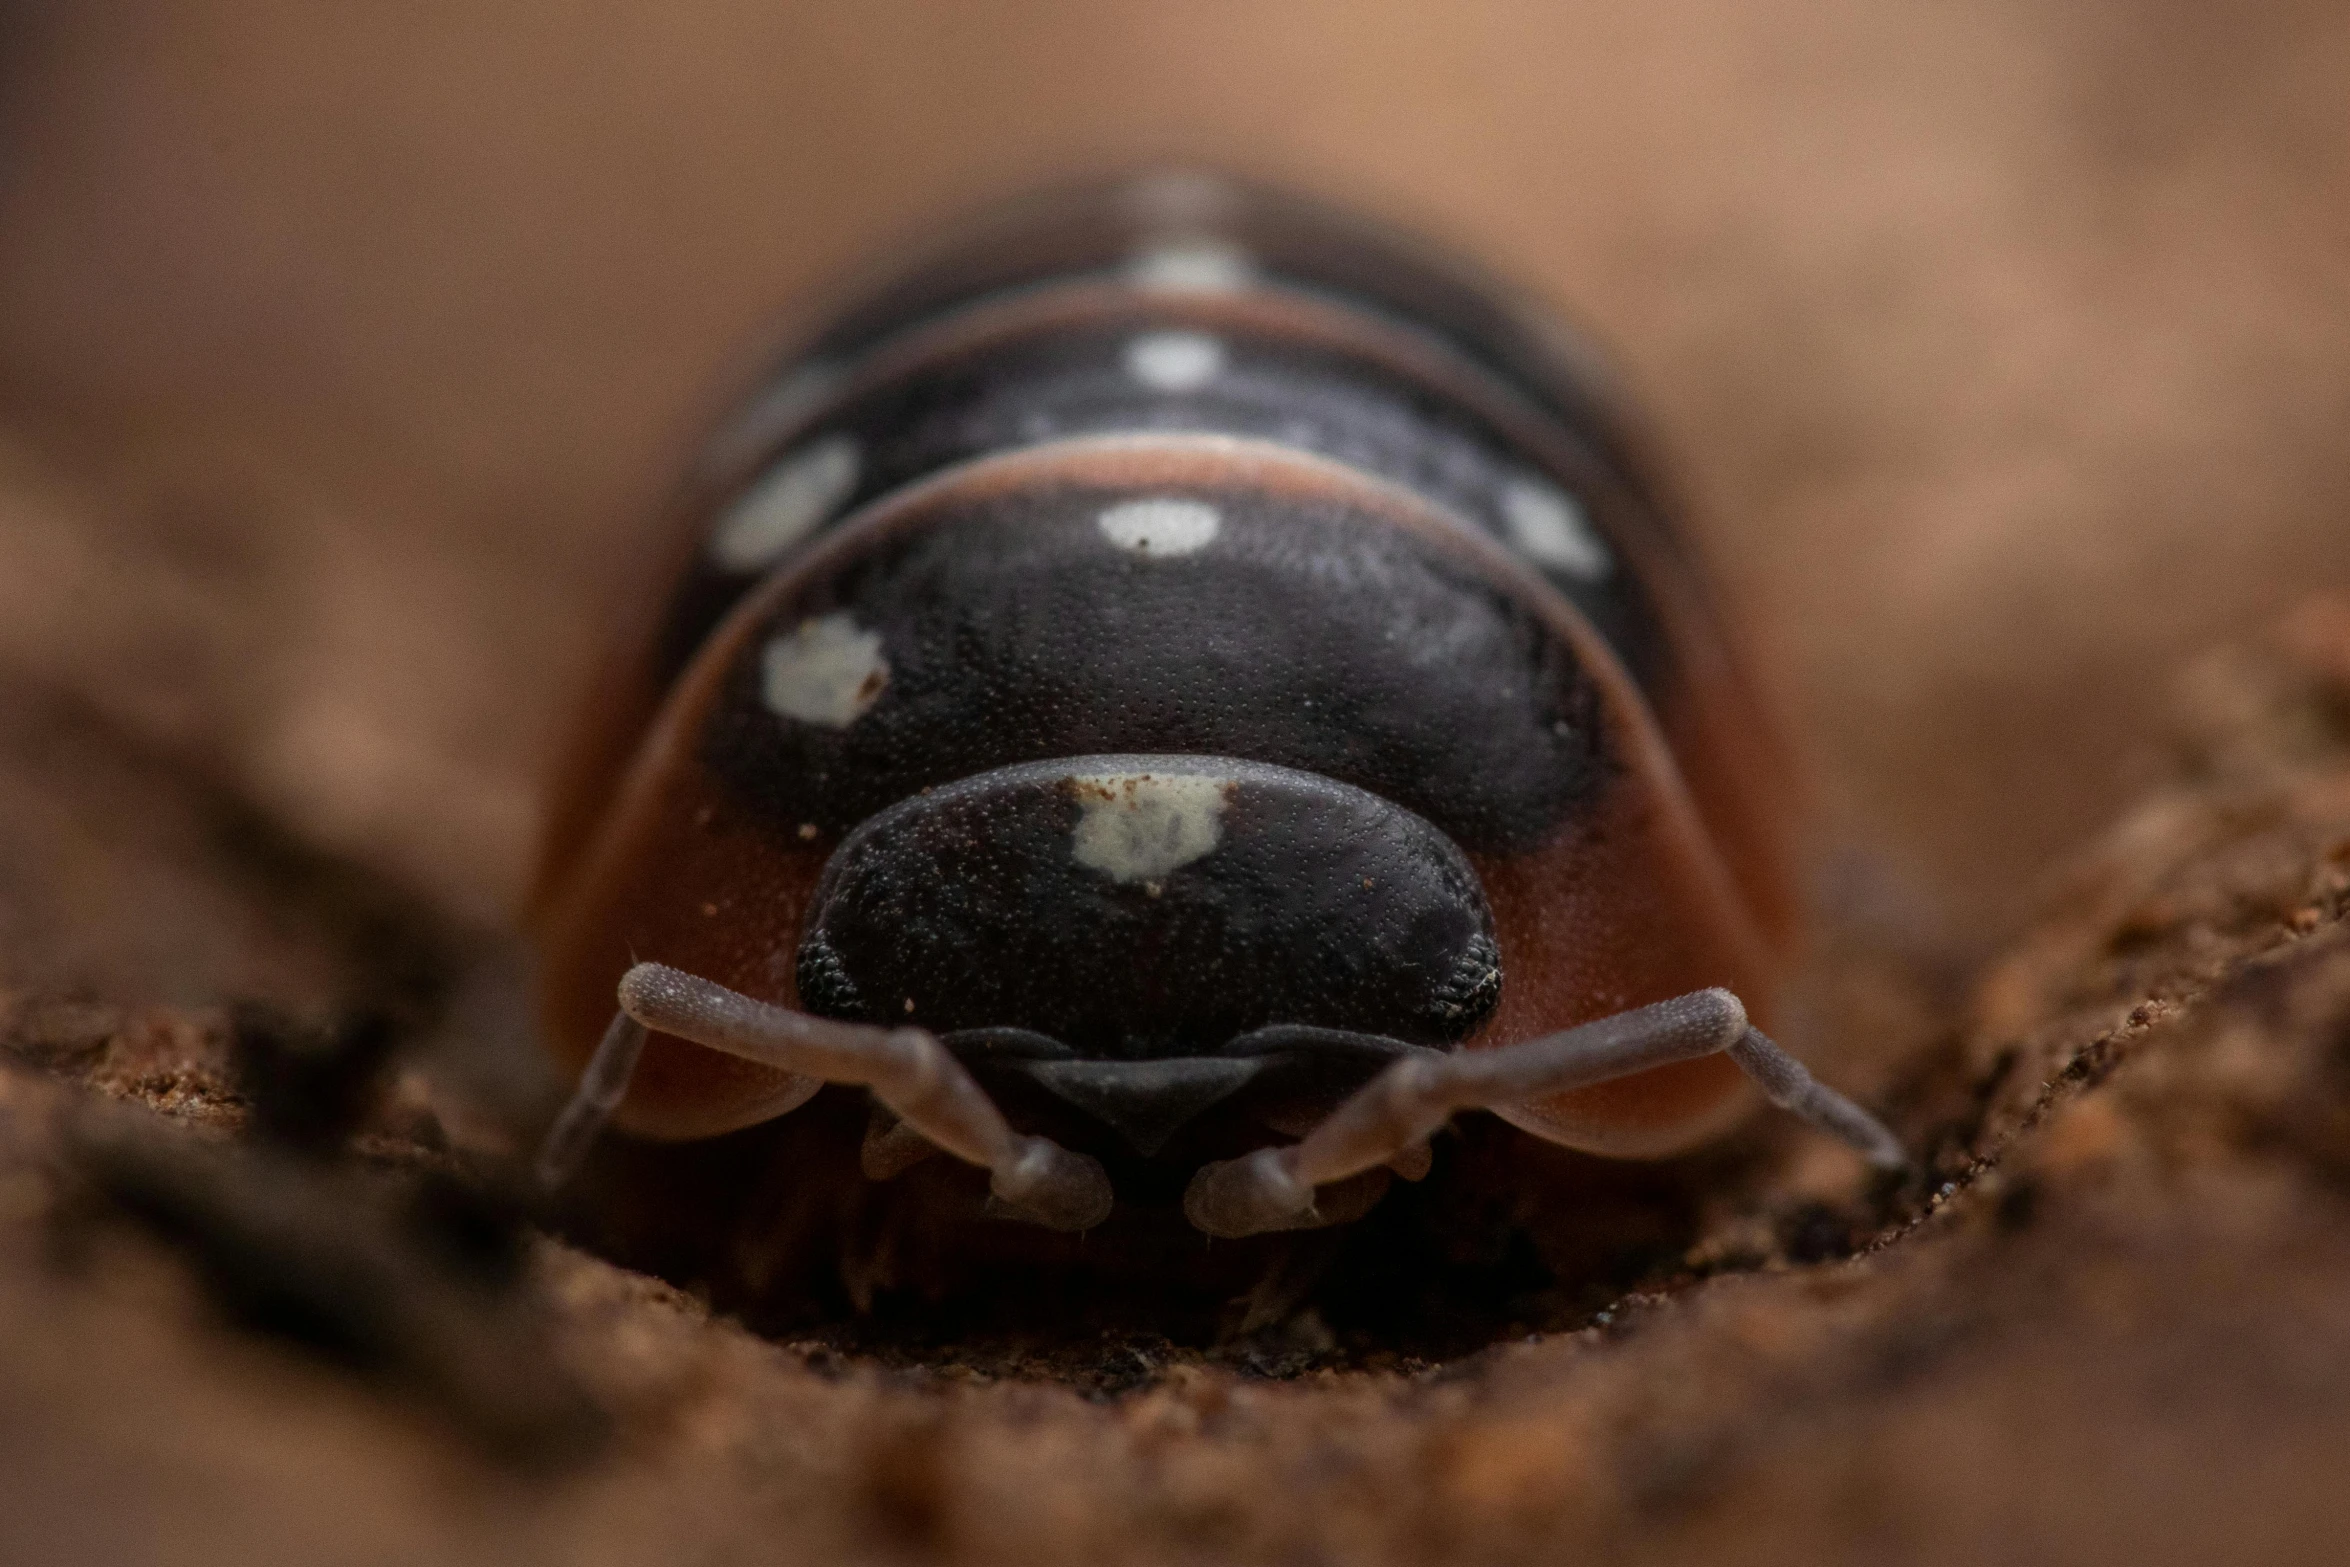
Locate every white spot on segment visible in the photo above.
<box><xmin>695</xmin><ymin>361</ymin><xmax>842</xmax><ymax>480</ymax></box>
<box><xmin>1069</xmin><ymin>772</ymin><xmax>1232</xmax><ymax>883</ymax></box>
<box><xmin>709</xmin><ymin>435</ymin><xmax>863</xmax><ymax>572</ymax></box>
<box><xmin>760</xmin><ymin>612</ymin><xmax>888</xmax><ymax>728</ymax></box>
<box><xmin>1124</xmin><ymin>330</ymin><xmax>1226</xmax><ymax>393</ymax></box>
<box><xmin>1125</xmin><ymin>238</ymin><xmax>1257</xmax><ymax>295</ymax></box>
<box><xmin>1500</xmin><ymin>475</ymin><xmax>1612</xmax><ymax>580</ymax></box>
<box><xmin>1097</xmin><ymin>497</ymin><xmax>1221</xmax><ymax>558</ymax></box>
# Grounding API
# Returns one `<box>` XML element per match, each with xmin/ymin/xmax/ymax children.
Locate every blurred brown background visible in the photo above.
<box><xmin>1</xmin><ymin>0</ymin><xmax>2346</xmax><ymax>955</ymax></box>
<box><xmin>6</xmin><ymin>11</ymin><xmax>2350</xmax><ymax>1565</ymax></box>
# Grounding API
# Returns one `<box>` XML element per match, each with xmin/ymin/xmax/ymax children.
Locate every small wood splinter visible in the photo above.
<box><xmin>1183</xmin><ymin>988</ymin><xmax>1904</xmax><ymax>1239</ymax></box>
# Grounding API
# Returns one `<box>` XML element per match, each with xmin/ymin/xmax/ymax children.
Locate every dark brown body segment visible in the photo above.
<box><xmin>534</xmin><ymin>176</ymin><xmax>1793</xmax><ymax>941</ymax></box>
<box><xmin>533</xmin><ymin>173</ymin><xmax>1793</xmax><ymax>1158</ymax></box>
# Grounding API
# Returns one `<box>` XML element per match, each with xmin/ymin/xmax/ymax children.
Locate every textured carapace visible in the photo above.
<box><xmin>530</xmin><ymin>170</ymin><xmax>1853</xmax><ymax>1251</ymax></box>
<box><xmin>797</xmin><ymin>754</ymin><xmax>1504</xmax><ymax>1054</ymax></box>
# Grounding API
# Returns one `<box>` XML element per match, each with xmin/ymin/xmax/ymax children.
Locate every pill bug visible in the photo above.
<box><xmin>528</xmin><ymin>170</ymin><xmax>1900</xmax><ymax>1261</ymax></box>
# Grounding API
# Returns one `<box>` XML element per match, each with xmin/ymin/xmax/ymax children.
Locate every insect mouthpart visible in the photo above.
<box><xmin>937</xmin><ymin>1022</ymin><xmax>1444</xmax><ymax>1158</ymax></box>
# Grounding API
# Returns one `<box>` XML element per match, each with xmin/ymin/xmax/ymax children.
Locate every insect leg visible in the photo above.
<box><xmin>615</xmin><ymin>963</ymin><xmax>1113</xmax><ymax>1231</ymax></box>
<box><xmin>1184</xmin><ymin>988</ymin><xmax>1904</xmax><ymax>1238</ymax></box>
<box><xmin>534</xmin><ymin>1010</ymin><xmax>650</xmax><ymax>1188</ymax></box>
<box><xmin>861</xmin><ymin>1106</ymin><xmax>944</xmax><ymax>1180</ymax></box>
<box><xmin>1724</xmin><ymin>1025</ymin><xmax>1910</xmax><ymax>1170</ymax></box>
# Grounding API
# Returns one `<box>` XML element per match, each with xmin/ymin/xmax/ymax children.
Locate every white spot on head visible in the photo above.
<box><xmin>1118</xmin><ymin>170</ymin><xmax>1242</xmax><ymax>228</ymax></box>
<box><xmin>1123</xmin><ymin>330</ymin><xmax>1226</xmax><ymax>393</ymax></box>
<box><xmin>1500</xmin><ymin>475</ymin><xmax>1612</xmax><ymax>580</ymax></box>
<box><xmin>696</xmin><ymin>361</ymin><xmax>843</xmax><ymax>480</ymax></box>
<box><xmin>1097</xmin><ymin>497</ymin><xmax>1220</xmax><ymax>558</ymax></box>
<box><xmin>710</xmin><ymin>434</ymin><xmax>862</xmax><ymax>572</ymax></box>
<box><xmin>1125</xmin><ymin>238</ymin><xmax>1257</xmax><ymax>295</ymax></box>
<box><xmin>1069</xmin><ymin>772</ymin><xmax>1231</xmax><ymax>883</ymax></box>
<box><xmin>760</xmin><ymin>612</ymin><xmax>888</xmax><ymax>728</ymax></box>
